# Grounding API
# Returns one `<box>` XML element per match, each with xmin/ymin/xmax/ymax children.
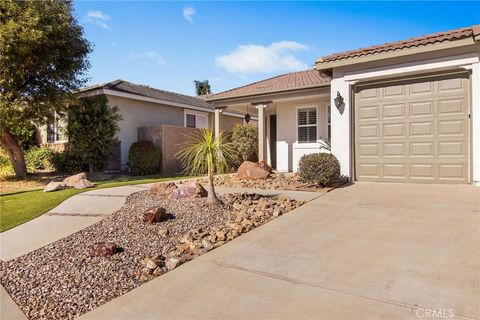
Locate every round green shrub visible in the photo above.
<box><xmin>128</xmin><ymin>141</ymin><xmax>161</xmax><ymax>176</ymax></box>
<box><xmin>298</xmin><ymin>153</ymin><xmax>340</xmax><ymax>187</ymax></box>
<box><xmin>24</xmin><ymin>146</ymin><xmax>54</xmax><ymax>172</ymax></box>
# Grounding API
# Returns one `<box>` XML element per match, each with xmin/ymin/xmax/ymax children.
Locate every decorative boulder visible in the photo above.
<box><xmin>236</xmin><ymin>161</ymin><xmax>271</xmax><ymax>180</ymax></box>
<box><xmin>140</xmin><ymin>207</ymin><xmax>167</xmax><ymax>224</ymax></box>
<box><xmin>169</xmin><ymin>182</ymin><xmax>207</xmax><ymax>199</ymax></box>
<box><xmin>44</xmin><ymin>181</ymin><xmax>67</xmax><ymax>192</ymax></box>
<box><xmin>258</xmin><ymin>160</ymin><xmax>273</xmax><ymax>173</ymax></box>
<box><xmin>91</xmin><ymin>242</ymin><xmax>118</xmax><ymax>257</ymax></box>
<box><xmin>72</xmin><ymin>179</ymin><xmax>94</xmax><ymax>189</ymax></box>
<box><xmin>150</xmin><ymin>182</ymin><xmax>177</xmax><ymax>196</ymax></box>
<box><xmin>63</xmin><ymin>172</ymin><xmax>87</xmax><ymax>187</ymax></box>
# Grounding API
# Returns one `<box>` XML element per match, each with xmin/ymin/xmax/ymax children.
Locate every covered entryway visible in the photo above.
<box><xmin>354</xmin><ymin>72</ymin><xmax>471</xmax><ymax>183</ymax></box>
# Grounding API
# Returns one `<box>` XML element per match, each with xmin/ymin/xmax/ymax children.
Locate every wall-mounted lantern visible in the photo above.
<box><xmin>244</xmin><ymin>105</ymin><xmax>251</xmax><ymax>123</ymax></box>
<box><xmin>334</xmin><ymin>91</ymin><xmax>344</xmax><ymax>109</ymax></box>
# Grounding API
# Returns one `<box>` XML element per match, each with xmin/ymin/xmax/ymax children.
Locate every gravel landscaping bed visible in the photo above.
<box><xmin>205</xmin><ymin>173</ymin><xmax>331</xmax><ymax>192</ymax></box>
<box><xmin>0</xmin><ymin>190</ymin><xmax>303</xmax><ymax>320</ymax></box>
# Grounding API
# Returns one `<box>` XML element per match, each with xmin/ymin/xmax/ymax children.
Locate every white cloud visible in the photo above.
<box><xmin>86</xmin><ymin>10</ymin><xmax>110</xmax><ymax>29</ymax></box>
<box><xmin>127</xmin><ymin>51</ymin><xmax>166</xmax><ymax>65</ymax></box>
<box><xmin>183</xmin><ymin>7</ymin><xmax>195</xmax><ymax>23</ymax></box>
<box><xmin>215</xmin><ymin>41</ymin><xmax>309</xmax><ymax>75</ymax></box>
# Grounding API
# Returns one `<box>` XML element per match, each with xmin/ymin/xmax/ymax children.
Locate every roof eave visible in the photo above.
<box><xmin>206</xmin><ymin>82</ymin><xmax>331</xmax><ymax>103</ymax></box>
<box><xmin>78</xmin><ymin>88</ymin><xmax>214</xmax><ymax>112</ymax></box>
<box><xmin>315</xmin><ymin>37</ymin><xmax>475</xmax><ymax>70</ymax></box>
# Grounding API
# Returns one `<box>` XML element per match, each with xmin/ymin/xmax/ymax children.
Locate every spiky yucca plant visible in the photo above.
<box><xmin>176</xmin><ymin>129</ymin><xmax>238</xmax><ymax>205</ymax></box>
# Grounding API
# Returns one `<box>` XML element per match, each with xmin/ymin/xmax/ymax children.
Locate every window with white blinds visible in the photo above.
<box><xmin>297</xmin><ymin>107</ymin><xmax>317</xmax><ymax>143</ymax></box>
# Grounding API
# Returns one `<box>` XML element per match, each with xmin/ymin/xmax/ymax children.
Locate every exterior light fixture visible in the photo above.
<box><xmin>334</xmin><ymin>91</ymin><xmax>344</xmax><ymax>109</ymax></box>
<box><xmin>244</xmin><ymin>106</ymin><xmax>251</xmax><ymax>123</ymax></box>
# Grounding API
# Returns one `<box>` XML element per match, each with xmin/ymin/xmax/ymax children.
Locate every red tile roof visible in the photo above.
<box><xmin>316</xmin><ymin>25</ymin><xmax>479</xmax><ymax>65</ymax></box>
<box><xmin>206</xmin><ymin>69</ymin><xmax>330</xmax><ymax>101</ymax></box>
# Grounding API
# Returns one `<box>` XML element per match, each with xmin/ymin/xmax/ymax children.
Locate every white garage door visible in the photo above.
<box><xmin>354</xmin><ymin>72</ymin><xmax>470</xmax><ymax>183</ymax></box>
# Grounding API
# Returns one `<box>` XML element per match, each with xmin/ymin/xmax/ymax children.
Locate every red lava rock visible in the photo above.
<box><xmin>169</xmin><ymin>182</ymin><xmax>207</xmax><ymax>199</ymax></box>
<box><xmin>150</xmin><ymin>182</ymin><xmax>177</xmax><ymax>196</ymax></box>
<box><xmin>236</xmin><ymin>161</ymin><xmax>271</xmax><ymax>180</ymax></box>
<box><xmin>91</xmin><ymin>242</ymin><xmax>118</xmax><ymax>257</ymax></box>
<box><xmin>140</xmin><ymin>207</ymin><xmax>166</xmax><ymax>224</ymax></box>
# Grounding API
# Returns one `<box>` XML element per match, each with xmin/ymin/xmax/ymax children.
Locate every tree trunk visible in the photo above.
<box><xmin>0</xmin><ymin>129</ymin><xmax>27</xmax><ymax>178</ymax></box>
<box><xmin>88</xmin><ymin>161</ymin><xmax>94</xmax><ymax>173</ymax></box>
<box><xmin>206</xmin><ymin>160</ymin><xmax>221</xmax><ymax>205</ymax></box>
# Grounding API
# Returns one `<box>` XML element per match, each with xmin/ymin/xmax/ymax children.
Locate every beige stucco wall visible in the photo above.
<box><xmin>206</xmin><ymin>113</ymin><xmax>244</xmax><ymax>132</ymax></box>
<box><xmin>107</xmin><ymin>95</ymin><xmax>211</xmax><ymax>167</ymax></box>
<box><xmin>220</xmin><ymin>114</ymin><xmax>244</xmax><ymax>132</ymax></box>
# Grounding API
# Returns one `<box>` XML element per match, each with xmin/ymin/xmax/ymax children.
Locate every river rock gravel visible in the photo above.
<box><xmin>0</xmin><ymin>190</ymin><xmax>303</xmax><ymax>320</ymax></box>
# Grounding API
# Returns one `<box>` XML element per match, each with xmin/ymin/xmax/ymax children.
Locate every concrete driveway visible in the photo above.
<box><xmin>80</xmin><ymin>183</ymin><xmax>480</xmax><ymax>320</ymax></box>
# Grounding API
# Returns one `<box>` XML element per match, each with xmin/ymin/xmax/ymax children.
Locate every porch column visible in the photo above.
<box><xmin>254</xmin><ymin>103</ymin><xmax>269</xmax><ymax>162</ymax></box>
<box><xmin>214</xmin><ymin>108</ymin><xmax>223</xmax><ymax>138</ymax></box>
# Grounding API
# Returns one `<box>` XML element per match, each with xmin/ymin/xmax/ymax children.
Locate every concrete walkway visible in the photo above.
<box><xmin>0</xmin><ymin>185</ymin><xmax>149</xmax><ymax>261</ymax></box>
<box><xmin>0</xmin><ymin>183</ymin><xmax>321</xmax><ymax>261</ymax></box>
<box><xmin>1</xmin><ymin>285</ymin><xmax>28</xmax><ymax>320</ymax></box>
<box><xmin>80</xmin><ymin>183</ymin><xmax>480</xmax><ymax>320</ymax></box>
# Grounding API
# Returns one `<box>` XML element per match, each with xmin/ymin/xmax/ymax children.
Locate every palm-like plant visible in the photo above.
<box><xmin>177</xmin><ymin>129</ymin><xmax>238</xmax><ymax>205</ymax></box>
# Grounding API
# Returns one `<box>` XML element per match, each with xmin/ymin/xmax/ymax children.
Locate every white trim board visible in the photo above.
<box><xmin>222</xmin><ymin>111</ymin><xmax>258</xmax><ymax>121</ymax></box>
<box><xmin>343</xmin><ymin>53</ymin><xmax>480</xmax><ymax>82</ymax></box>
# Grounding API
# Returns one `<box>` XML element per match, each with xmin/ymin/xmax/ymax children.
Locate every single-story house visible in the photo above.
<box><xmin>207</xmin><ymin>25</ymin><xmax>480</xmax><ymax>185</ymax></box>
<box><xmin>39</xmin><ymin>79</ymin><xmax>247</xmax><ymax>170</ymax></box>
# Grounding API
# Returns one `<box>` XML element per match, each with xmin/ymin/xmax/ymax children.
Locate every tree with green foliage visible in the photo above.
<box><xmin>231</xmin><ymin>124</ymin><xmax>258</xmax><ymax>161</ymax></box>
<box><xmin>177</xmin><ymin>129</ymin><xmax>238</xmax><ymax>205</ymax></box>
<box><xmin>68</xmin><ymin>97</ymin><xmax>121</xmax><ymax>172</ymax></box>
<box><xmin>0</xmin><ymin>0</ymin><xmax>91</xmax><ymax>178</ymax></box>
<box><xmin>193</xmin><ymin>80</ymin><xmax>212</xmax><ymax>96</ymax></box>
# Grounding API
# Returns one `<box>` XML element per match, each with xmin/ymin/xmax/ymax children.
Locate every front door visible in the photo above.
<box><xmin>270</xmin><ymin>115</ymin><xmax>277</xmax><ymax>169</ymax></box>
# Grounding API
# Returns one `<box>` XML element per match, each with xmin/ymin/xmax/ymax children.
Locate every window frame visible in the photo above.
<box><xmin>184</xmin><ymin>110</ymin><xmax>208</xmax><ymax>129</ymax></box>
<box><xmin>46</xmin><ymin>112</ymin><xmax>68</xmax><ymax>144</ymax></box>
<box><xmin>296</xmin><ymin>106</ymin><xmax>318</xmax><ymax>144</ymax></box>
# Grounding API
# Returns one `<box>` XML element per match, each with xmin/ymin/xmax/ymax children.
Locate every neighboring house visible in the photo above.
<box><xmin>208</xmin><ymin>25</ymin><xmax>480</xmax><ymax>185</ymax></box>
<box><xmin>39</xmin><ymin>79</ymin><xmax>245</xmax><ymax>170</ymax></box>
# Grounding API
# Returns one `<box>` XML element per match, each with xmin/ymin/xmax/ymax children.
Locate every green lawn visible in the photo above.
<box><xmin>0</xmin><ymin>175</ymin><xmax>187</xmax><ymax>232</ymax></box>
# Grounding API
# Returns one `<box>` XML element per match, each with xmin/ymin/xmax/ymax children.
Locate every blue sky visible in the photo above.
<box><xmin>73</xmin><ymin>1</ymin><xmax>480</xmax><ymax>96</ymax></box>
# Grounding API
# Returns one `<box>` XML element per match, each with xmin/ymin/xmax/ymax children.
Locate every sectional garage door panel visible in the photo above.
<box><xmin>354</xmin><ymin>73</ymin><xmax>470</xmax><ymax>183</ymax></box>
